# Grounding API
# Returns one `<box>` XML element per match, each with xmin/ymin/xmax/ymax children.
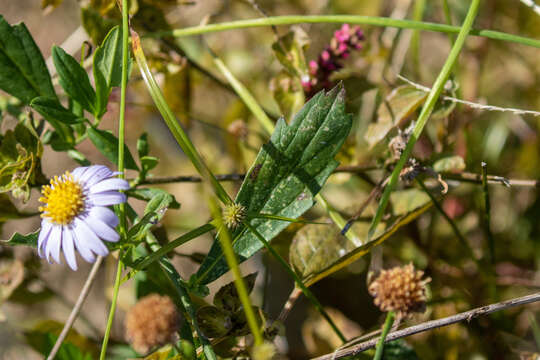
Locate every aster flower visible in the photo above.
<box><xmin>37</xmin><ymin>165</ymin><xmax>129</xmax><ymax>270</ymax></box>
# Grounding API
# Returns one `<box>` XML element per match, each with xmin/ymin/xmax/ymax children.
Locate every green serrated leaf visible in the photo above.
<box><xmin>87</xmin><ymin>127</ymin><xmax>139</xmax><ymax>170</ymax></box>
<box><xmin>93</xmin><ymin>26</ymin><xmax>129</xmax><ymax>117</ymax></box>
<box><xmin>52</xmin><ymin>46</ymin><xmax>97</xmax><ymax>114</ymax></box>
<box><xmin>0</xmin><ymin>16</ymin><xmax>56</xmax><ymax>104</ymax></box>
<box><xmin>2</xmin><ymin>229</ymin><xmax>39</xmax><ymax>247</ymax></box>
<box><xmin>195</xmin><ymin>85</ymin><xmax>352</xmax><ymax>285</ymax></box>
<box><xmin>30</xmin><ymin>96</ymin><xmax>84</xmax><ymax>125</ymax></box>
<box><xmin>213</xmin><ymin>273</ymin><xmax>257</xmax><ymax>313</ymax></box>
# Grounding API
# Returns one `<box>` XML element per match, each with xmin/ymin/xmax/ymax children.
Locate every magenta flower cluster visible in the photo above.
<box><xmin>302</xmin><ymin>24</ymin><xmax>364</xmax><ymax>97</ymax></box>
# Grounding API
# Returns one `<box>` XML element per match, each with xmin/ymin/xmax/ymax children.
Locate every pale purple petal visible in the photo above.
<box><xmin>72</xmin><ymin>224</ymin><xmax>96</xmax><ymax>263</ymax></box>
<box><xmin>83</xmin><ymin>215</ymin><xmax>120</xmax><ymax>243</ymax></box>
<box><xmin>89</xmin><ymin>206</ymin><xmax>119</xmax><ymax>228</ymax></box>
<box><xmin>46</xmin><ymin>226</ymin><xmax>62</xmax><ymax>264</ymax></box>
<box><xmin>79</xmin><ymin>165</ymin><xmax>114</xmax><ymax>187</ymax></box>
<box><xmin>89</xmin><ymin>178</ymin><xmax>129</xmax><ymax>194</ymax></box>
<box><xmin>74</xmin><ymin>218</ymin><xmax>109</xmax><ymax>256</ymax></box>
<box><xmin>38</xmin><ymin>220</ymin><xmax>53</xmax><ymax>257</ymax></box>
<box><xmin>62</xmin><ymin>229</ymin><xmax>78</xmax><ymax>271</ymax></box>
<box><xmin>71</xmin><ymin>166</ymin><xmax>89</xmax><ymax>179</ymax></box>
<box><xmin>87</xmin><ymin>192</ymin><xmax>126</xmax><ymax>206</ymax></box>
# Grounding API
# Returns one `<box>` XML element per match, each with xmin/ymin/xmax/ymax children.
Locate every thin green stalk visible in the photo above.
<box><xmin>131</xmin><ymin>32</ymin><xmax>232</xmax><ymax>205</ymax></box>
<box><xmin>416</xmin><ymin>179</ymin><xmax>477</xmax><ymax>262</ymax></box>
<box><xmin>244</xmin><ymin>222</ymin><xmax>347</xmax><ymax>343</ymax></box>
<box><xmin>209</xmin><ymin>200</ymin><xmax>263</xmax><ymax>346</ymax></box>
<box><xmin>368</xmin><ymin>0</ymin><xmax>481</xmax><ymax>241</ymax></box>
<box><xmin>411</xmin><ymin>0</ymin><xmax>427</xmax><ymax>78</ymax></box>
<box><xmin>373</xmin><ymin>311</ymin><xmax>395</xmax><ymax>360</ymax></box>
<box><xmin>100</xmin><ymin>1</ymin><xmax>130</xmax><ymax>358</ymax></box>
<box><xmin>211</xmin><ymin>54</ymin><xmax>274</xmax><ymax>135</ymax></box>
<box><xmin>442</xmin><ymin>0</ymin><xmax>456</xmax><ymax>42</ymax></box>
<box><xmin>99</xmin><ymin>257</ymin><xmax>123</xmax><ymax>360</ymax></box>
<box><xmin>144</xmin><ymin>15</ymin><xmax>540</xmax><ymax>49</ymax></box>
<box><xmin>481</xmin><ymin>162</ymin><xmax>495</xmax><ymax>263</ymax></box>
<box><xmin>146</xmin><ymin>233</ymin><xmax>216</xmax><ymax>360</ymax></box>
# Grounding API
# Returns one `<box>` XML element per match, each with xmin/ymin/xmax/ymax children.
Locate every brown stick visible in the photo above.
<box><xmin>312</xmin><ymin>291</ymin><xmax>540</xmax><ymax>360</ymax></box>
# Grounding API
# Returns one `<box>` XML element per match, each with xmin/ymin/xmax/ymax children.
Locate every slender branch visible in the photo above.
<box><xmin>47</xmin><ymin>257</ymin><xmax>103</xmax><ymax>360</ymax></box>
<box><xmin>373</xmin><ymin>311</ymin><xmax>395</xmax><ymax>360</ymax></box>
<box><xmin>398</xmin><ymin>75</ymin><xmax>540</xmax><ymax>117</ymax></box>
<box><xmin>312</xmin><ymin>291</ymin><xmax>540</xmax><ymax>360</ymax></box>
<box><xmin>143</xmin><ymin>15</ymin><xmax>540</xmax><ymax>49</ymax></box>
<box><xmin>444</xmin><ymin>172</ymin><xmax>539</xmax><ymax>187</ymax></box>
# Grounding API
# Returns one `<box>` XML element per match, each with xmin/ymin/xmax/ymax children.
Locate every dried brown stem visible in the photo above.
<box><xmin>47</xmin><ymin>257</ymin><xmax>103</xmax><ymax>360</ymax></box>
<box><xmin>312</xmin><ymin>291</ymin><xmax>540</xmax><ymax>360</ymax></box>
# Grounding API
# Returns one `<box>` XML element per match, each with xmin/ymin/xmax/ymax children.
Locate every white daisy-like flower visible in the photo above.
<box><xmin>38</xmin><ymin>165</ymin><xmax>129</xmax><ymax>270</ymax></box>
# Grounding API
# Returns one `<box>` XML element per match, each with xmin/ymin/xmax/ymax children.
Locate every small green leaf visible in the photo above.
<box><xmin>127</xmin><ymin>190</ymin><xmax>176</xmax><ymax>242</ymax></box>
<box><xmin>30</xmin><ymin>96</ymin><xmax>84</xmax><ymax>125</ymax></box>
<box><xmin>93</xmin><ymin>26</ymin><xmax>129</xmax><ymax>117</ymax></box>
<box><xmin>137</xmin><ymin>132</ymin><xmax>149</xmax><ymax>158</ymax></box>
<box><xmin>52</xmin><ymin>46</ymin><xmax>97</xmax><ymax>114</ymax></box>
<box><xmin>433</xmin><ymin>155</ymin><xmax>466</xmax><ymax>173</ymax></box>
<box><xmin>2</xmin><ymin>229</ymin><xmax>39</xmax><ymax>247</ymax></box>
<box><xmin>128</xmin><ymin>188</ymin><xmax>180</xmax><ymax>209</ymax></box>
<box><xmin>271</xmin><ymin>27</ymin><xmax>310</xmax><ymax>78</ymax></box>
<box><xmin>141</xmin><ymin>156</ymin><xmax>159</xmax><ymax>172</ymax></box>
<box><xmin>196</xmin><ymin>85</ymin><xmax>352</xmax><ymax>285</ymax></box>
<box><xmin>0</xmin><ymin>16</ymin><xmax>56</xmax><ymax>104</ymax></box>
<box><xmin>213</xmin><ymin>273</ymin><xmax>257</xmax><ymax>313</ymax></box>
<box><xmin>87</xmin><ymin>127</ymin><xmax>139</xmax><ymax>170</ymax></box>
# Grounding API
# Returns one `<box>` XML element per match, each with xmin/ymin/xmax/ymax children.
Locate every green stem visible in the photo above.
<box><xmin>244</xmin><ymin>222</ymin><xmax>347</xmax><ymax>343</ymax></box>
<box><xmin>99</xmin><ymin>1</ymin><xmax>130</xmax><ymax>358</ymax></box>
<box><xmin>411</xmin><ymin>0</ymin><xmax>427</xmax><ymax>78</ymax></box>
<box><xmin>209</xmin><ymin>200</ymin><xmax>263</xmax><ymax>345</ymax></box>
<box><xmin>145</xmin><ymin>233</ymin><xmax>216</xmax><ymax>360</ymax></box>
<box><xmin>211</xmin><ymin>54</ymin><xmax>274</xmax><ymax>135</ymax></box>
<box><xmin>373</xmin><ymin>311</ymin><xmax>395</xmax><ymax>360</ymax></box>
<box><xmin>131</xmin><ymin>32</ymin><xmax>232</xmax><ymax>205</ymax></box>
<box><xmin>368</xmin><ymin>0</ymin><xmax>481</xmax><ymax>241</ymax></box>
<box><xmin>99</xmin><ymin>257</ymin><xmax>123</xmax><ymax>360</ymax></box>
<box><xmin>144</xmin><ymin>15</ymin><xmax>540</xmax><ymax>49</ymax></box>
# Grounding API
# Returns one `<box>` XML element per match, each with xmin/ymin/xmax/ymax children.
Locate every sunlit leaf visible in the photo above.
<box><xmin>195</xmin><ymin>84</ymin><xmax>352</xmax><ymax>285</ymax></box>
<box><xmin>433</xmin><ymin>155</ymin><xmax>466</xmax><ymax>173</ymax></box>
<box><xmin>365</xmin><ymin>85</ymin><xmax>427</xmax><ymax>147</ymax></box>
<box><xmin>289</xmin><ymin>202</ymin><xmax>432</xmax><ymax>286</ymax></box>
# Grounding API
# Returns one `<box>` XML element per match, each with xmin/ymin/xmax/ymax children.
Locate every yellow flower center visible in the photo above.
<box><xmin>39</xmin><ymin>172</ymin><xmax>86</xmax><ymax>225</ymax></box>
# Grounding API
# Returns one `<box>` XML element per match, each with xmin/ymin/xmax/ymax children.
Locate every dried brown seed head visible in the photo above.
<box><xmin>125</xmin><ymin>294</ymin><xmax>179</xmax><ymax>354</ymax></box>
<box><xmin>368</xmin><ymin>263</ymin><xmax>431</xmax><ymax>318</ymax></box>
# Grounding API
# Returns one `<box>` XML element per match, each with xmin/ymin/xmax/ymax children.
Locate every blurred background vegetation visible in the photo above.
<box><xmin>1</xmin><ymin>0</ymin><xmax>540</xmax><ymax>359</ymax></box>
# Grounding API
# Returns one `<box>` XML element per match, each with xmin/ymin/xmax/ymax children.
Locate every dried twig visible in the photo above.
<box><xmin>47</xmin><ymin>257</ymin><xmax>103</xmax><ymax>360</ymax></box>
<box><xmin>312</xmin><ymin>291</ymin><xmax>540</xmax><ymax>360</ymax></box>
<box><xmin>398</xmin><ymin>75</ymin><xmax>540</xmax><ymax>117</ymax></box>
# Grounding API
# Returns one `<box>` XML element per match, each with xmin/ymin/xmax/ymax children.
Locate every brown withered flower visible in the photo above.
<box><xmin>368</xmin><ymin>263</ymin><xmax>431</xmax><ymax>318</ymax></box>
<box><xmin>125</xmin><ymin>294</ymin><xmax>180</xmax><ymax>354</ymax></box>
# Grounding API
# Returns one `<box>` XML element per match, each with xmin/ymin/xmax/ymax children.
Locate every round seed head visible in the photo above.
<box><xmin>368</xmin><ymin>263</ymin><xmax>431</xmax><ymax>318</ymax></box>
<box><xmin>125</xmin><ymin>294</ymin><xmax>180</xmax><ymax>354</ymax></box>
<box><xmin>223</xmin><ymin>203</ymin><xmax>246</xmax><ymax>230</ymax></box>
